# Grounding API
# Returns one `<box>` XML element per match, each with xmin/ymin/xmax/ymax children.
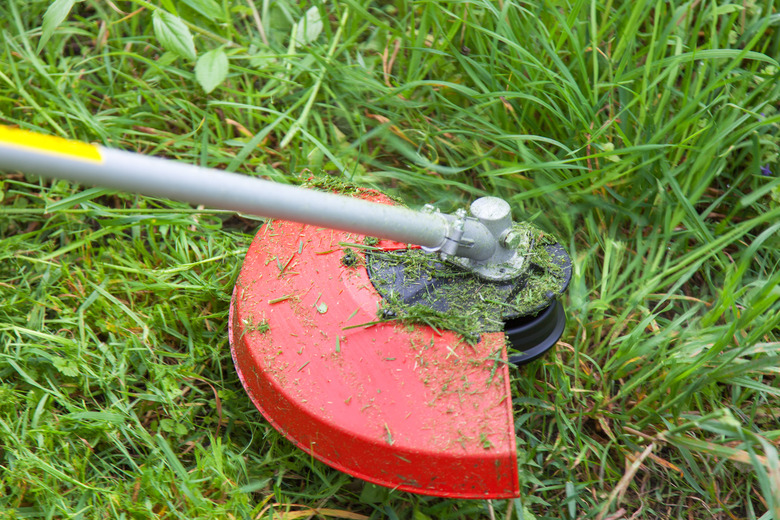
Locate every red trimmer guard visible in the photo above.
<box><xmin>229</xmin><ymin>191</ymin><xmax>519</xmax><ymax>499</ymax></box>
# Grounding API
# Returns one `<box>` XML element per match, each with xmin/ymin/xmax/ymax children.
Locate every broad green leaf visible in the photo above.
<box><xmin>37</xmin><ymin>0</ymin><xmax>77</xmax><ymax>54</ymax></box>
<box><xmin>293</xmin><ymin>6</ymin><xmax>324</xmax><ymax>45</ymax></box>
<box><xmin>195</xmin><ymin>48</ymin><xmax>229</xmax><ymax>94</ymax></box>
<box><xmin>159</xmin><ymin>418</ymin><xmax>175</xmax><ymax>432</ymax></box>
<box><xmin>53</xmin><ymin>357</ymin><xmax>79</xmax><ymax>377</ymax></box>
<box><xmin>179</xmin><ymin>0</ymin><xmax>222</xmax><ymax>20</ymax></box>
<box><xmin>152</xmin><ymin>9</ymin><xmax>197</xmax><ymax>61</ymax></box>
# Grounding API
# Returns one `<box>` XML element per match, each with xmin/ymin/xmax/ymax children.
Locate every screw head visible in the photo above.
<box><xmin>500</xmin><ymin>229</ymin><xmax>529</xmax><ymax>250</ymax></box>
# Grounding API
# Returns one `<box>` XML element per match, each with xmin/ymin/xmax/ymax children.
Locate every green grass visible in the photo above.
<box><xmin>1</xmin><ymin>0</ymin><xmax>779</xmax><ymax>518</ymax></box>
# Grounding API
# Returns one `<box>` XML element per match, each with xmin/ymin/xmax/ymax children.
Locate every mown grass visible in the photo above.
<box><xmin>1</xmin><ymin>0</ymin><xmax>779</xmax><ymax>518</ymax></box>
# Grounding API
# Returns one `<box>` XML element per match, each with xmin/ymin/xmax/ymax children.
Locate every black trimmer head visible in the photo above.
<box><xmin>366</xmin><ymin>229</ymin><xmax>572</xmax><ymax>365</ymax></box>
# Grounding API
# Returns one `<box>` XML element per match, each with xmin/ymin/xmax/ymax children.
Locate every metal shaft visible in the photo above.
<box><xmin>0</xmin><ymin>126</ymin><xmax>498</xmax><ymax>261</ymax></box>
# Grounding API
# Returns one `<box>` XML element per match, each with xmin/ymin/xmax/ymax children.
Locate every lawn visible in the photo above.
<box><xmin>1</xmin><ymin>0</ymin><xmax>779</xmax><ymax>518</ymax></box>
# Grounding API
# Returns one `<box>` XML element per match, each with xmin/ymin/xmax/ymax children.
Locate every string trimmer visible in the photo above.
<box><xmin>0</xmin><ymin>125</ymin><xmax>571</xmax><ymax>499</ymax></box>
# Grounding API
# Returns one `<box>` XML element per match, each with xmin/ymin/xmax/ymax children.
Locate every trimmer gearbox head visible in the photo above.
<box><xmin>229</xmin><ymin>190</ymin><xmax>571</xmax><ymax>499</ymax></box>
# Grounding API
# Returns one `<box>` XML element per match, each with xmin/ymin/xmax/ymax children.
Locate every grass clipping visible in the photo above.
<box><xmin>365</xmin><ymin>222</ymin><xmax>568</xmax><ymax>344</ymax></box>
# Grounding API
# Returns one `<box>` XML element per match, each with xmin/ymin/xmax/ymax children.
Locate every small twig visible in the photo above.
<box><xmin>382</xmin><ymin>38</ymin><xmax>401</xmax><ymax>88</ymax></box>
<box><xmin>105</xmin><ymin>0</ymin><xmax>127</xmax><ymax>16</ymax></box>
<box><xmin>246</xmin><ymin>0</ymin><xmax>269</xmax><ymax>46</ymax></box>
<box><xmin>628</xmin><ymin>507</ymin><xmax>644</xmax><ymax>520</ymax></box>
<box><xmin>603</xmin><ymin>508</ymin><xmax>626</xmax><ymax>520</ymax></box>
<box><xmin>459</xmin><ymin>4</ymin><xmax>468</xmax><ymax>50</ymax></box>
<box><xmin>596</xmin><ymin>443</ymin><xmax>655</xmax><ymax>520</ymax></box>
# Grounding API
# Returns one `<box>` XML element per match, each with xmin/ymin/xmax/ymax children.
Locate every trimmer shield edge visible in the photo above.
<box><xmin>229</xmin><ymin>191</ymin><xmax>519</xmax><ymax>499</ymax></box>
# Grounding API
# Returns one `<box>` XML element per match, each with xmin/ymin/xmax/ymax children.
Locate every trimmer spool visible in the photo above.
<box><xmin>0</xmin><ymin>126</ymin><xmax>573</xmax><ymax>500</ymax></box>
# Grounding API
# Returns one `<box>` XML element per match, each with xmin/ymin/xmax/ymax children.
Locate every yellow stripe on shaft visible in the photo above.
<box><xmin>0</xmin><ymin>125</ymin><xmax>102</xmax><ymax>162</ymax></box>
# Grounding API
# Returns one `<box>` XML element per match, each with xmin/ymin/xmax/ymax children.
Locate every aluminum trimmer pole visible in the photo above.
<box><xmin>0</xmin><ymin>126</ymin><xmax>498</xmax><ymax>262</ymax></box>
